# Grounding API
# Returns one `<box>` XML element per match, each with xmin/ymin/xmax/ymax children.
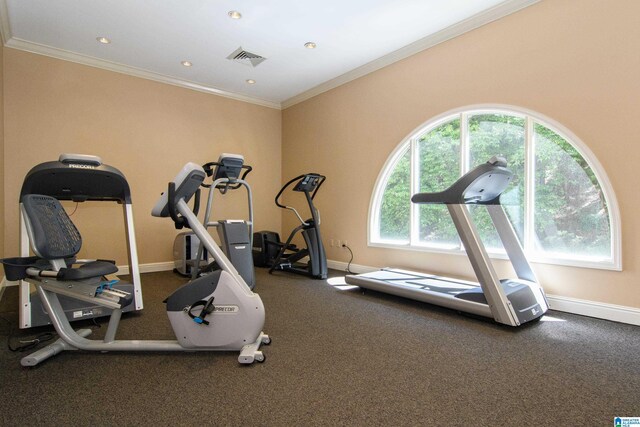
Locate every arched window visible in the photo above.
<box><xmin>369</xmin><ymin>105</ymin><xmax>621</xmax><ymax>270</ymax></box>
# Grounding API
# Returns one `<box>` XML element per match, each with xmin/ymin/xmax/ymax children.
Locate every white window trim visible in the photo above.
<box><xmin>368</xmin><ymin>104</ymin><xmax>622</xmax><ymax>271</ymax></box>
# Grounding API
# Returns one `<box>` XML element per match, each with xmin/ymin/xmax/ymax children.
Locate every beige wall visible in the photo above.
<box><xmin>282</xmin><ymin>0</ymin><xmax>640</xmax><ymax>308</ymax></box>
<box><xmin>2</xmin><ymin>0</ymin><xmax>638</xmax><ymax>310</ymax></box>
<box><xmin>0</xmin><ymin>44</ymin><xmax>3</xmax><ymax>259</ymax></box>
<box><xmin>3</xmin><ymin>48</ymin><xmax>282</xmax><ymax>265</ymax></box>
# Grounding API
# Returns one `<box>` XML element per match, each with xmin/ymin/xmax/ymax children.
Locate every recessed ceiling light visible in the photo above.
<box><xmin>246</xmin><ymin>79</ymin><xmax>256</xmax><ymax>84</ymax></box>
<box><xmin>96</xmin><ymin>36</ymin><xmax>111</xmax><ymax>44</ymax></box>
<box><xmin>181</xmin><ymin>61</ymin><xmax>192</xmax><ymax>67</ymax></box>
<box><xmin>304</xmin><ymin>42</ymin><xmax>317</xmax><ymax>49</ymax></box>
<box><xmin>228</xmin><ymin>10</ymin><xmax>242</xmax><ymax>19</ymax></box>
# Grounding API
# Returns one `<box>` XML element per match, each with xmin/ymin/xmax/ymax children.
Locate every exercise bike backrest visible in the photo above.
<box><xmin>151</xmin><ymin>162</ymin><xmax>205</xmax><ymax>229</ymax></box>
<box><xmin>201</xmin><ymin>153</ymin><xmax>252</xmax><ymax>194</ymax></box>
<box><xmin>12</xmin><ymin>194</ymin><xmax>119</xmax><ymax>282</ymax></box>
<box><xmin>274</xmin><ymin>173</ymin><xmax>326</xmax><ymax>226</ymax></box>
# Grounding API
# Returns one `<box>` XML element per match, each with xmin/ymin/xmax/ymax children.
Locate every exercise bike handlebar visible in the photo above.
<box><xmin>167</xmin><ymin>182</ymin><xmax>201</xmax><ymax>230</ymax></box>
<box><xmin>274</xmin><ymin>173</ymin><xmax>326</xmax><ymax>226</ymax></box>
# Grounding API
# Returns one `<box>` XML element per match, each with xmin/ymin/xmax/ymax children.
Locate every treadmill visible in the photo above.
<box><xmin>15</xmin><ymin>154</ymin><xmax>144</xmax><ymax>328</ymax></box>
<box><xmin>346</xmin><ymin>156</ymin><xmax>548</xmax><ymax>327</ymax></box>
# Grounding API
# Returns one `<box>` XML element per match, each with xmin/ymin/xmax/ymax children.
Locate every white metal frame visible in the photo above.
<box><xmin>368</xmin><ymin>104</ymin><xmax>622</xmax><ymax>271</ymax></box>
<box><xmin>19</xmin><ymin>168</ymin><xmax>269</xmax><ymax>366</ymax></box>
<box><xmin>194</xmin><ymin>175</ymin><xmax>254</xmax><ymax>279</ymax></box>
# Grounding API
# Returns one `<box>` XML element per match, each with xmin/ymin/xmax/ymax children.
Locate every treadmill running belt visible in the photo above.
<box><xmin>407</xmin><ymin>278</ymin><xmax>476</xmax><ymax>290</ymax></box>
<box><xmin>359</xmin><ymin>270</ymin><xmax>425</xmax><ymax>281</ymax></box>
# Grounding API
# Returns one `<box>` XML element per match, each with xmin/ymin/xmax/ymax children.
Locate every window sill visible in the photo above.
<box><xmin>368</xmin><ymin>241</ymin><xmax>621</xmax><ymax>271</ymax></box>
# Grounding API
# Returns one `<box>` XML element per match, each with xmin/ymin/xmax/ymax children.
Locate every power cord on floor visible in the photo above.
<box><xmin>67</xmin><ymin>202</ymin><xmax>79</xmax><ymax>216</ymax></box>
<box><xmin>341</xmin><ymin>244</ymin><xmax>354</xmax><ymax>274</ymax></box>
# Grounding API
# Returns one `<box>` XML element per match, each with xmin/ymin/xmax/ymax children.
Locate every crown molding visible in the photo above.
<box><xmin>0</xmin><ymin>1</ymin><xmax>281</xmax><ymax>108</ymax></box>
<box><xmin>2</xmin><ymin>36</ymin><xmax>281</xmax><ymax>109</ymax></box>
<box><xmin>281</xmin><ymin>0</ymin><xmax>540</xmax><ymax>109</ymax></box>
<box><xmin>0</xmin><ymin>0</ymin><xmax>539</xmax><ymax>111</ymax></box>
<box><xmin>0</xmin><ymin>0</ymin><xmax>10</xmax><ymax>44</ymax></box>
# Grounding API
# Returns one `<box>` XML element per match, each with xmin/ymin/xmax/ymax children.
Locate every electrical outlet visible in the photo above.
<box><xmin>330</xmin><ymin>239</ymin><xmax>334</xmax><ymax>247</ymax></box>
<box><xmin>342</xmin><ymin>240</ymin><xmax>348</xmax><ymax>247</ymax></box>
<box><xmin>337</xmin><ymin>239</ymin><xmax>341</xmax><ymax>247</ymax></box>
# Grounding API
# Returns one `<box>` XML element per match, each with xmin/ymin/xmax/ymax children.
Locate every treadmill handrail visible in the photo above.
<box><xmin>411</xmin><ymin>156</ymin><xmax>512</xmax><ymax>205</ymax></box>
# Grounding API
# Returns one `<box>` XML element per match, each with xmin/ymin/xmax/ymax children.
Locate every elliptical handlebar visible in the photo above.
<box><xmin>274</xmin><ymin>173</ymin><xmax>326</xmax><ymax>226</ymax></box>
<box><xmin>274</xmin><ymin>173</ymin><xmax>326</xmax><ymax>207</ymax></box>
<box><xmin>274</xmin><ymin>174</ymin><xmax>304</xmax><ymax>209</ymax></box>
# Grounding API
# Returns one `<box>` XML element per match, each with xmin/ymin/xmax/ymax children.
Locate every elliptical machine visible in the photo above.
<box><xmin>253</xmin><ymin>173</ymin><xmax>328</xmax><ymax>280</ymax></box>
<box><xmin>174</xmin><ymin>153</ymin><xmax>255</xmax><ymax>289</ymax></box>
<box><xmin>1</xmin><ymin>162</ymin><xmax>269</xmax><ymax>366</ymax></box>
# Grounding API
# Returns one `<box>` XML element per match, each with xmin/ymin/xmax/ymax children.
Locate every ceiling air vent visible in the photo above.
<box><xmin>226</xmin><ymin>46</ymin><xmax>266</xmax><ymax>67</ymax></box>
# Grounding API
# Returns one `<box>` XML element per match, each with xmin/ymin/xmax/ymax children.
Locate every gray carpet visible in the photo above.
<box><xmin>0</xmin><ymin>268</ymin><xmax>638</xmax><ymax>426</ymax></box>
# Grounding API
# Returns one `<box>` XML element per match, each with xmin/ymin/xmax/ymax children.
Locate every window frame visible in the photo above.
<box><xmin>368</xmin><ymin>104</ymin><xmax>622</xmax><ymax>271</ymax></box>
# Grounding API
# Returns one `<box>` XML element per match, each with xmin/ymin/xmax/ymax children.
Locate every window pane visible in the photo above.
<box><xmin>379</xmin><ymin>148</ymin><xmax>411</xmax><ymax>241</ymax></box>
<box><xmin>371</xmin><ymin>106</ymin><xmax>616</xmax><ymax>269</ymax></box>
<box><xmin>416</xmin><ymin>119</ymin><xmax>461</xmax><ymax>246</ymax></box>
<box><xmin>468</xmin><ymin>114</ymin><xmax>526</xmax><ymax>249</ymax></box>
<box><xmin>534</xmin><ymin>124</ymin><xmax>611</xmax><ymax>257</ymax></box>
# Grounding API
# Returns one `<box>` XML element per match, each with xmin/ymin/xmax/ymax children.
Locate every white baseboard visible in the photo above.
<box><xmin>327</xmin><ymin>260</ymin><xmax>377</xmax><ymax>274</ymax></box>
<box><xmin>7</xmin><ymin>259</ymin><xmax>639</xmax><ymax>326</ymax></box>
<box><xmin>327</xmin><ymin>259</ymin><xmax>640</xmax><ymax>326</ymax></box>
<box><xmin>545</xmin><ymin>294</ymin><xmax>640</xmax><ymax>326</ymax></box>
<box><xmin>117</xmin><ymin>261</ymin><xmax>175</xmax><ymax>275</ymax></box>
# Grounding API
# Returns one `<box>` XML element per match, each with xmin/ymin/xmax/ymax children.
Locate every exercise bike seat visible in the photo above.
<box><xmin>56</xmin><ymin>260</ymin><xmax>119</xmax><ymax>281</ymax></box>
<box><xmin>1</xmin><ymin>255</ymin><xmax>118</xmax><ymax>282</ymax></box>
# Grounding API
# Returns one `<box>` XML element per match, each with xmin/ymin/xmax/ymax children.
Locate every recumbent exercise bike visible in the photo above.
<box><xmin>1</xmin><ymin>162</ymin><xmax>270</xmax><ymax>366</ymax></box>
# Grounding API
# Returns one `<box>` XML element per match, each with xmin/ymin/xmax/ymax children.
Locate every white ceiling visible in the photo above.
<box><xmin>1</xmin><ymin>0</ymin><xmax>537</xmax><ymax>108</ymax></box>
